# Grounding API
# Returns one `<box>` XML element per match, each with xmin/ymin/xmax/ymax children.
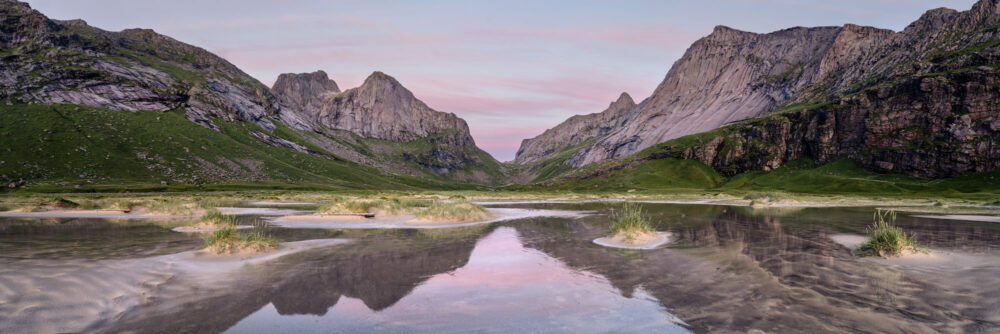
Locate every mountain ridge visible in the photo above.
<box><xmin>516</xmin><ymin>0</ymin><xmax>1000</xmax><ymax>181</ymax></box>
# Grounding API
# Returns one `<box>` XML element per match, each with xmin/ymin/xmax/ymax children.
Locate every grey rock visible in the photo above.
<box><xmin>527</xmin><ymin>0</ymin><xmax>1000</xmax><ymax>180</ymax></box>
<box><xmin>515</xmin><ymin>92</ymin><xmax>635</xmax><ymax>164</ymax></box>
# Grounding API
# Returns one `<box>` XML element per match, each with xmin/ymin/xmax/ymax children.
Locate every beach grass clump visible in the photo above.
<box><xmin>197</xmin><ymin>209</ymin><xmax>232</xmax><ymax>226</ymax></box>
<box><xmin>744</xmin><ymin>192</ymin><xmax>783</xmax><ymax>206</ymax></box>
<box><xmin>607</xmin><ymin>202</ymin><xmax>656</xmax><ymax>243</ymax></box>
<box><xmin>856</xmin><ymin>209</ymin><xmax>925</xmax><ymax>257</ymax></box>
<box><xmin>318</xmin><ymin>197</ymin><xmax>421</xmax><ymax>216</ymax></box>
<box><xmin>202</xmin><ymin>221</ymin><xmax>278</xmax><ymax>254</ymax></box>
<box><xmin>38</xmin><ymin>197</ymin><xmax>81</xmax><ymax>210</ymax></box>
<box><xmin>414</xmin><ymin>200</ymin><xmax>492</xmax><ymax>222</ymax></box>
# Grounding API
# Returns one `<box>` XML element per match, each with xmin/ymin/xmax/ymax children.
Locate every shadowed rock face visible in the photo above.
<box><xmin>524</xmin><ymin>0</ymin><xmax>1000</xmax><ymax>178</ymax></box>
<box><xmin>0</xmin><ymin>0</ymin><xmax>311</xmax><ymax>131</ymax></box>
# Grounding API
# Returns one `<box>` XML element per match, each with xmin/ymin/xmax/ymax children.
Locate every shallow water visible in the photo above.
<box><xmin>0</xmin><ymin>203</ymin><xmax>998</xmax><ymax>333</ymax></box>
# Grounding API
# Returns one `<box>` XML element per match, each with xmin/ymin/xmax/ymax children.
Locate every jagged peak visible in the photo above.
<box><xmin>904</xmin><ymin>7</ymin><xmax>960</xmax><ymax>33</ymax></box>
<box><xmin>972</xmin><ymin>0</ymin><xmax>1000</xmax><ymax>15</ymax></box>
<box><xmin>273</xmin><ymin>70</ymin><xmax>340</xmax><ymax>93</ymax></box>
<box><xmin>611</xmin><ymin>92</ymin><xmax>635</xmax><ymax>108</ymax></box>
<box><xmin>53</xmin><ymin>19</ymin><xmax>88</xmax><ymax>27</ymax></box>
<box><xmin>1</xmin><ymin>0</ymin><xmax>30</xmax><ymax>9</ymax></box>
<box><xmin>363</xmin><ymin>71</ymin><xmax>399</xmax><ymax>85</ymax></box>
<box><xmin>358</xmin><ymin>71</ymin><xmax>414</xmax><ymax>96</ymax></box>
<box><xmin>712</xmin><ymin>25</ymin><xmax>739</xmax><ymax>33</ymax></box>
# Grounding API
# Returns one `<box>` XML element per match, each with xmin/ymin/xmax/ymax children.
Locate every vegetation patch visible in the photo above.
<box><xmin>38</xmin><ymin>197</ymin><xmax>81</xmax><ymax>210</ymax></box>
<box><xmin>855</xmin><ymin>209</ymin><xmax>926</xmax><ymax>257</ymax></box>
<box><xmin>606</xmin><ymin>202</ymin><xmax>657</xmax><ymax>244</ymax></box>
<box><xmin>317</xmin><ymin>197</ymin><xmax>422</xmax><ymax>216</ymax></box>
<box><xmin>202</xmin><ymin>221</ymin><xmax>278</xmax><ymax>254</ymax></box>
<box><xmin>414</xmin><ymin>200</ymin><xmax>492</xmax><ymax>222</ymax></box>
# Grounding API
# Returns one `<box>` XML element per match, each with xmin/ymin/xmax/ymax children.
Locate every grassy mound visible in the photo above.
<box><xmin>183</xmin><ymin>209</ymin><xmax>235</xmax><ymax>230</ymax></box>
<box><xmin>35</xmin><ymin>197</ymin><xmax>81</xmax><ymax>211</ymax></box>
<box><xmin>414</xmin><ymin>201</ymin><xmax>492</xmax><ymax>222</ymax></box>
<box><xmin>317</xmin><ymin>197</ymin><xmax>421</xmax><ymax>216</ymax></box>
<box><xmin>855</xmin><ymin>209</ymin><xmax>926</xmax><ymax>257</ymax></box>
<box><xmin>202</xmin><ymin>223</ymin><xmax>278</xmax><ymax>254</ymax></box>
<box><xmin>607</xmin><ymin>202</ymin><xmax>657</xmax><ymax>244</ymax></box>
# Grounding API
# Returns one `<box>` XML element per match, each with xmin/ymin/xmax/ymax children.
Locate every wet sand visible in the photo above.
<box><xmin>172</xmin><ymin>225</ymin><xmax>253</xmax><ymax>233</ymax></box>
<box><xmin>246</xmin><ymin>201</ymin><xmax>316</xmax><ymax>206</ymax></box>
<box><xmin>593</xmin><ymin>232</ymin><xmax>671</xmax><ymax>249</ymax></box>
<box><xmin>0</xmin><ymin>209</ymin><xmax>196</xmax><ymax>219</ymax></box>
<box><xmin>0</xmin><ymin>238</ymin><xmax>350</xmax><ymax>334</ymax></box>
<box><xmin>829</xmin><ymin>233</ymin><xmax>997</xmax><ymax>270</ymax></box>
<box><xmin>271</xmin><ymin>208</ymin><xmax>593</xmax><ymax>229</ymax></box>
<box><xmin>216</xmin><ymin>207</ymin><xmax>311</xmax><ymax>216</ymax></box>
<box><xmin>911</xmin><ymin>214</ymin><xmax>1000</xmax><ymax>223</ymax></box>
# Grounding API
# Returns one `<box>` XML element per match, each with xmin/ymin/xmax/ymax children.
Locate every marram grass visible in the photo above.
<box><xmin>202</xmin><ymin>220</ymin><xmax>278</xmax><ymax>254</ymax></box>
<box><xmin>855</xmin><ymin>209</ymin><xmax>926</xmax><ymax>257</ymax></box>
<box><xmin>414</xmin><ymin>200</ymin><xmax>491</xmax><ymax>222</ymax></box>
<box><xmin>607</xmin><ymin>202</ymin><xmax>655</xmax><ymax>241</ymax></box>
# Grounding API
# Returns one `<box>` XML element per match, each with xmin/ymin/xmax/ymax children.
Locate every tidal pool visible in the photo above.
<box><xmin>0</xmin><ymin>202</ymin><xmax>998</xmax><ymax>333</ymax></box>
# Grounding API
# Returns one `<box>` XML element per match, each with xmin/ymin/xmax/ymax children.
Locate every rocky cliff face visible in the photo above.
<box><xmin>0</xmin><ymin>0</ymin><xmax>310</xmax><ymax>131</ymax></box>
<box><xmin>270</xmin><ymin>70</ymin><xmax>339</xmax><ymax>119</ymax></box>
<box><xmin>523</xmin><ymin>0</ymin><xmax>1000</xmax><ymax>178</ymax></box>
<box><xmin>638</xmin><ymin>70</ymin><xmax>999</xmax><ymax>178</ymax></box>
<box><xmin>270</xmin><ymin>71</ymin><xmax>504</xmax><ymax>183</ymax></box>
<box><xmin>514</xmin><ymin>92</ymin><xmax>635</xmax><ymax>164</ymax></box>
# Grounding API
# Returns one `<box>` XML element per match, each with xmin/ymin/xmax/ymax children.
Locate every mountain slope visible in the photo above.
<box><xmin>520</xmin><ymin>0</ymin><xmax>1000</xmax><ymax>181</ymax></box>
<box><xmin>0</xmin><ymin>0</ymin><xmax>495</xmax><ymax>190</ymax></box>
<box><xmin>515</xmin><ymin>92</ymin><xmax>635</xmax><ymax>165</ymax></box>
<box><xmin>270</xmin><ymin>71</ymin><xmax>506</xmax><ymax>184</ymax></box>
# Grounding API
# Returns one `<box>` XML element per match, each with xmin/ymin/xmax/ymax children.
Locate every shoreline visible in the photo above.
<box><xmin>270</xmin><ymin>208</ymin><xmax>594</xmax><ymax>229</ymax></box>
<box><xmin>593</xmin><ymin>232</ymin><xmax>671</xmax><ymax>250</ymax></box>
<box><xmin>0</xmin><ymin>209</ymin><xmax>199</xmax><ymax>219</ymax></box>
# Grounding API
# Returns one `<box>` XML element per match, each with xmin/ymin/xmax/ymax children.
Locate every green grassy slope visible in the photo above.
<box><xmin>720</xmin><ymin>158</ymin><xmax>1000</xmax><ymax>196</ymax></box>
<box><xmin>524</xmin><ymin>155</ymin><xmax>999</xmax><ymax>199</ymax></box>
<box><xmin>0</xmin><ymin>104</ymin><xmax>480</xmax><ymax>192</ymax></box>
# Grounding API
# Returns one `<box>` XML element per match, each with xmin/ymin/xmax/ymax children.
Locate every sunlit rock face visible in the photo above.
<box><xmin>522</xmin><ymin>0</ymin><xmax>1000</xmax><ymax>177</ymax></box>
<box><xmin>514</xmin><ymin>92</ymin><xmax>636</xmax><ymax>165</ymax></box>
<box><xmin>269</xmin><ymin>70</ymin><xmax>506</xmax><ymax>182</ymax></box>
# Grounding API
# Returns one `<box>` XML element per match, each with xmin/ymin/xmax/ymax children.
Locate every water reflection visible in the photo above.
<box><xmin>0</xmin><ymin>203</ymin><xmax>998</xmax><ymax>333</ymax></box>
<box><xmin>225</xmin><ymin>226</ymin><xmax>689</xmax><ymax>333</ymax></box>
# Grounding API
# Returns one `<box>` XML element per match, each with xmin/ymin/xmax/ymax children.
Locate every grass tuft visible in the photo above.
<box><xmin>855</xmin><ymin>209</ymin><xmax>926</xmax><ymax>257</ymax></box>
<box><xmin>607</xmin><ymin>202</ymin><xmax>655</xmax><ymax>242</ymax></box>
<box><xmin>318</xmin><ymin>197</ymin><xmax>421</xmax><ymax>216</ymax></box>
<box><xmin>414</xmin><ymin>200</ymin><xmax>492</xmax><ymax>222</ymax></box>
<box><xmin>202</xmin><ymin>219</ymin><xmax>278</xmax><ymax>254</ymax></box>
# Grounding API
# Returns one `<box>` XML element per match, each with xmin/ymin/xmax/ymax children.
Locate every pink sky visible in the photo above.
<box><xmin>30</xmin><ymin>0</ymin><xmax>978</xmax><ymax>161</ymax></box>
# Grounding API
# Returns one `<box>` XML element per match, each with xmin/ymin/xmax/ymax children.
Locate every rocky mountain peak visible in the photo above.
<box><xmin>354</xmin><ymin>71</ymin><xmax>417</xmax><ymax>103</ymax></box>
<box><xmin>611</xmin><ymin>92</ymin><xmax>634</xmax><ymax>107</ymax></box>
<box><xmin>513</xmin><ymin>93</ymin><xmax>638</xmax><ymax>165</ymax></box>
<box><xmin>904</xmin><ymin>7</ymin><xmax>960</xmax><ymax>33</ymax></box>
<box><xmin>271</xmin><ymin>70</ymin><xmax>340</xmax><ymax>117</ymax></box>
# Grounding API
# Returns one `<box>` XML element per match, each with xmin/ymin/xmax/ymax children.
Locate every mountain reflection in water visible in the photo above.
<box><xmin>1</xmin><ymin>203</ymin><xmax>997</xmax><ymax>333</ymax></box>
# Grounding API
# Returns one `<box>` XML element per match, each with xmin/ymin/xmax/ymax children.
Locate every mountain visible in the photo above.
<box><xmin>0</xmin><ymin>0</ymin><xmax>497</xmax><ymax>190</ymax></box>
<box><xmin>269</xmin><ymin>70</ymin><xmax>505</xmax><ymax>184</ymax></box>
<box><xmin>514</xmin><ymin>92</ymin><xmax>635</xmax><ymax>165</ymax></box>
<box><xmin>518</xmin><ymin>0</ymin><xmax>1000</xmax><ymax>181</ymax></box>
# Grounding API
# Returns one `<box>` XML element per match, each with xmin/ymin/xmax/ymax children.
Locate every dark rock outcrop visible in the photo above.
<box><xmin>0</xmin><ymin>0</ymin><xmax>310</xmax><ymax>131</ymax></box>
